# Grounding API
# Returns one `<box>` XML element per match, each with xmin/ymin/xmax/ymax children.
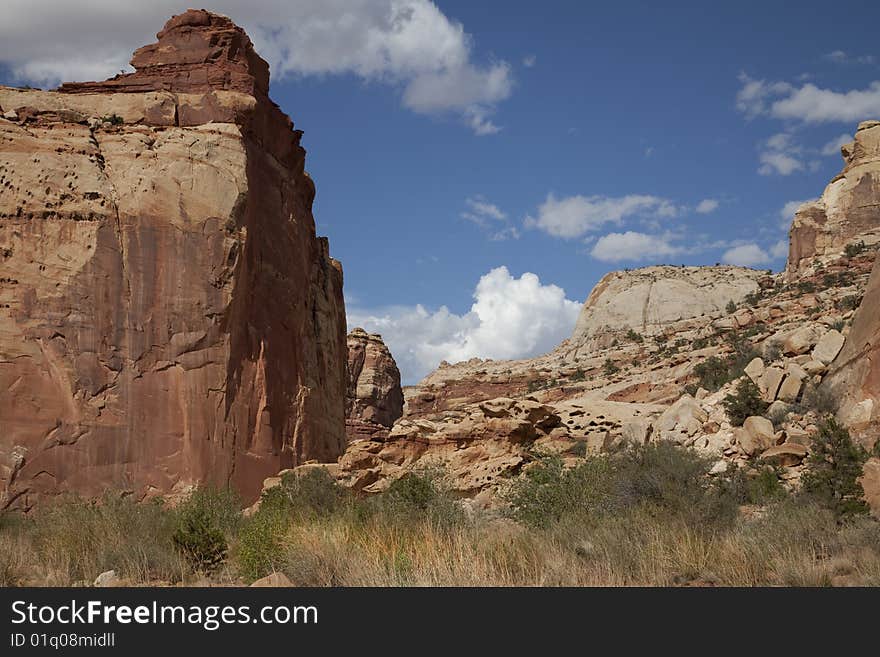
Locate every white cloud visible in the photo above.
<box><xmin>737</xmin><ymin>73</ymin><xmax>880</xmax><ymax>124</ymax></box>
<box><xmin>735</xmin><ymin>73</ymin><xmax>794</xmax><ymax>119</ymax></box>
<box><xmin>779</xmin><ymin>198</ymin><xmax>814</xmax><ymax>228</ymax></box>
<box><xmin>524</xmin><ymin>193</ymin><xmax>679</xmax><ymax>239</ymax></box>
<box><xmin>461</xmin><ymin>195</ymin><xmax>519</xmax><ymax>240</ymax></box>
<box><xmin>0</xmin><ymin>1</ymin><xmax>513</xmax><ymax>135</ymax></box>
<box><xmin>770</xmin><ymin>239</ymin><xmax>789</xmax><ymax>259</ymax></box>
<box><xmin>821</xmin><ymin>132</ymin><xmax>853</xmax><ymax>156</ymax></box>
<box><xmin>722</xmin><ymin>243</ymin><xmax>770</xmax><ymax>267</ymax></box>
<box><xmin>590</xmin><ymin>231</ymin><xmax>683</xmax><ymax>262</ymax></box>
<box><xmin>347</xmin><ymin>266</ymin><xmax>581</xmax><ymax>383</ymax></box>
<box><xmin>522</xmin><ymin>55</ymin><xmax>536</xmax><ymax>68</ymax></box>
<box><xmin>757</xmin><ymin>132</ymin><xmax>805</xmax><ymax>176</ymax></box>
<box><xmin>695</xmin><ymin>199</ymin><xmax>720</xmax><ymax>214</ymax></box>
<box><xmin>823</xmin><ymin>50</ymin><xmax>875</xmax><ymax>65</ymax></box>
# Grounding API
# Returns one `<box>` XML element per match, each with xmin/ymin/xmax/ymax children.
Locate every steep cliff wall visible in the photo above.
<box><xmin>786</xmin><ymin>120</ymin><xmax>880</xmax><ymax>279</ymax></box>
<box><xmin>0</xmin><ymin>10</ymin><xmax>347</xmax><ymax>509</ymax></box>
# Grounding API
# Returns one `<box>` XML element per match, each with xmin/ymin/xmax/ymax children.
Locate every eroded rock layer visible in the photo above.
<box><xmin>0</xmin><ymin>10</ymin><xmax>347</xmax><ymax>509</ymax></box>
<box><xmin>786</xmin><ymin>120</ymin><xmax>880</xmax><ymax>279</ymax></box>
<box><xmin>345</xmin><ymin>328</ymin><xmax>403</xmax><ymax>441</ymax></box>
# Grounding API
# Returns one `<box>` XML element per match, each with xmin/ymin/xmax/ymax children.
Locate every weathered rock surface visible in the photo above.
<box><xmin>825</xmin><ymin>253</ymin><xmax>880</xmax><ymax>447</ymax></box>
<box><xmin>345</xmin><ymin>328</ymin><xmax>404</xmax><ymax>441</ymax></box>
<box><xmin>786</xmin><ymin>120</ymin><xmax>880</xmax><ymax>278</ymax></box>
<box><xmin>0</xmin><ymin>11</ymin><xmax>347</xmax><ymax>510</ymax></box>
<box><xmin>569</xmin><ymin>265</ymin><xmax>763</xmax><ymax>350</ymax></box>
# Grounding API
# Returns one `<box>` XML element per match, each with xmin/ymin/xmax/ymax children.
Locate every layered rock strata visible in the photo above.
<box><xmin>0</xmin><ymin>10</ymin><xmax>347</xmax><ymax>509</ymax></box>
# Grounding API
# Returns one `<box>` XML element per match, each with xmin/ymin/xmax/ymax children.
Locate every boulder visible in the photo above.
<box><xmin>250</xmin><ymin>572</ymin><xmax>293</xmax><ymax>587</ymax></box>
<box><xmin>860</xmin><ymin>458</ymin><xmax>880</xmax><ymax>518</ymax></box>
<box><xmin>737</xmin><ymin>416</ymin><xmax>775</xmax><ymax>456</ymax></box>
<box><xmin>760</xmin><ymin>367</ymin><xmax>785</xmax><ymax>402</ymax></box>
<box><xmin>811</xmin><ymin>330</ymin><xmax>845</xmax><ymax>365</ymax></box>
<box><xmin>744</xmin><ymin>357</ymin><xmax>765</xmax><ymax>386</ymax></box>
<box><xmin>783</xmin><ymin>325</ymin><xmax>823</xmax><ymax>355</ymax></box>
<box><xmin>760</xmin><ymin>443</ymin><xmax>808</xmax><ymax>467</ymax></box>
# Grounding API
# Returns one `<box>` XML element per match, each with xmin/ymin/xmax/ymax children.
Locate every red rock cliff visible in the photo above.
<box><xmin>345</xmin><ymin>328</ymin><xmax>404</xmax><ymax>440</ymax></box>
<box><xmin>0</xmin><ymin>10</ymin><xmax>348</xmax><ymax>509</ymax></box>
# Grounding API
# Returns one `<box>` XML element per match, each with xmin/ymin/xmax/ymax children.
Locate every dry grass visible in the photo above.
<box><xmin>2</xmin><ymin>447</ymin><xmax>880</xmax><ymax>587</ymax></box>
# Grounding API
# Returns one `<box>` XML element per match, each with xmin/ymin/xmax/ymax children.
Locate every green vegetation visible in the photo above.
<box><xmin>844</xmin><ymin>240</ymin><xmax>867</xmax><ymax>258</ymax></box>
<box><xmin>722</xmin><ymin>378</ymin><xmax>769</xmax><ymax>427</ymax></box>
<box><xmin>101</xmin><ymin>113</ymin><xmax>124</xmax><ymax>125</ymax></box>
<box><xmin>603</xmin><ymin>358</ymin><xmax>620</xmax><ymax>376</ymax></box>
<box><xmin>692</xmin><ymin>332</ymin><xmax>759</xmax><ymax>392</ymax></box>
<box><xmin>726</xmin><ymin>300</ymin><xmax>737</xmax><ymax>314</ymax></box>
<box><xmin>836</xmin><ymin>295</ymin><xmax>863</xmax><ymax>311</ymax></box>
<box><xmin>801</xmin><ymin>418</ymin><xmax>870</xmax><ymax>518</ymax></box>
<box><xmin>625</xmin><ymin>328</ymin><xmax>644</xmax><ymax>343</ymax></box>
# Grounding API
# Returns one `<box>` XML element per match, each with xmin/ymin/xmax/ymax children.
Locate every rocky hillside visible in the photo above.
<box><xmin>324</xmin><ymin>122</ymin><xmax>880</xmax><ymax>514</ymax></box>
<box><xmin>0</xmin><ymin>10</ymin><xmax>348</xmax><ymax>510</ymax></box>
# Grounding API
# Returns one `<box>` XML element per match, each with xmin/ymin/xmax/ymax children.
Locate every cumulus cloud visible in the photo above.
<box><xmin>722</xmin><ymin>243</ymin><xmax>771</xmax><ymax>267</ymax></box>
<box><xmin>0</xmin><ymin>0</ymin><xmax>513</xmax><ymax>135</ymax></box>
<box><xmin>524</xmin><ymin>193</ymin><xmax>679</xmax><ymax>239</ymax></box>
<box><xmin>522</xmin><ymin>55</ymin><xmax>536</xmax><ymax>68</ymax></box>
<box><xmin>737</xmin><ymin>73</ymin><xmax>880</xmax><ymax>124</ymax></box>
<box><xmin>821</xmin><ymin>132</ymin><xmax>853</xmax><ymax>156</ymax></box>
<box><xmin>347</xmin><ymin>266</ymin><xmax>581</xmax><ymax>383</ymax></box>
<box><xmin>758</xmin><ymin>133</ymin><xmax>806</xmax><ymax>176</ymax></box>
<box><xmin>590</xmin><ymin>231</ymin><xmax>683</xmax><ymax>262</ymax></box>
<box><xmin>695</xmin><ymin>199</ymin><xmax>720</xmax><ymax>214</ymax></box>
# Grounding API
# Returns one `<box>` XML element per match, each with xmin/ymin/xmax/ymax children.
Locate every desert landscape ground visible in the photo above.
<box><xmin>1</xmin><ymin>9</ymin><xmax>880</xmax><ymax>587</ymax></box>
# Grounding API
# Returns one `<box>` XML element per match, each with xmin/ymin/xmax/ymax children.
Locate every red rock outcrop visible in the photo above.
<box><xmin>345</xmin><ymin>328</ymin><xmax>403</xmax><ymax>441</ymax></box>
<box><xmin>786</xmin><ymin>120</ymin><xmax>880</xmax><ymax>279</ymax></box>
<box><xmin>0</xmin><ymin>10</ymin><xmax>347</xmax><ymax>510</ymax></box>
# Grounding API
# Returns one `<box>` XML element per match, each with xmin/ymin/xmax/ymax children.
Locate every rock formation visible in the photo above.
<box><xmin>824</xmin><ymin>254</ymin><xmax>880</xmax><ymax>448</ymax></box>
<box><xmin>0</xmin><ymin>10</ymin><xmax>347</xmax><ymax>510</ymax></box>
<box><xmin>345</xmin><ymin>328</ymin><xmax>403</xmax><ymax>441</ymax></box>
<box><xmin>568</xmin><ymin>265</ymin><xmax>764</xmax><ymax>351</ymax></box>
<box><xmin>786</xmin><ymin>120</ymin><xmax>880</xmax><ymax>279</ymax></box>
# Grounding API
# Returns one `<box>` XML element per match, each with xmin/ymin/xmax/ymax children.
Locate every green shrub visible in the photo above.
<box><xmin>234</xmin><ymin>504</ymin><xmax>290</xmax><ymax>582</ymax></box>
<box><xmin>801</xmin><ymin>418</ymin><xmax>869</xmax><ymax>518</ymax></box>
<box><xmin>101</xmin><ymin>113</ymin><xmax>124</xmax><ymax>125</ymax></box>
<box><xmin>722</xmin><ymin>378</ymin><xmax>769</xmax><ymax>427</ymax></box>
<box><xmin>603</xmin><ymin>358</ymin><xmax>620</xmax><ymax>376</ymax></box>
<box><xmin>172</xmin><ymin>507</ymin><xmax>227</xmax><ymax>574</ymax></box>
<box><xmin>763</xmin><ymin>340</ymin><xmax>782</xmax><ymax>363</ymax></box>
<box><xmin>626</xmin><ymin>328</ymin><xmax>644</xmax><ymax>343</ymax></box>
<box><xmin>844</xmin><ymin>240</ymin><xmax>866</xmax><ymax>258</ymax></box>
<box><xmin>837</xmin><ymin>295</ymin><xmax>862</xmax><ymax>311</ymax></box>
<box><xmin>693</xmin><ymin>356</ymin><xmax>729</xmax><ymax>391</ymax></box>
<box><xmin>800</xmin><ymin>384</ymin><xmax>839</xmax><ymax>417</ymax></box>
<box><xmin>378</xmin><ymin>471</ymin><xmax>464</xmax><ymax>528</ymax></box>
<box><xmin>726</xmin><ymin>300</ymin><xmax>737</xmax><ymax>314</ymax></box>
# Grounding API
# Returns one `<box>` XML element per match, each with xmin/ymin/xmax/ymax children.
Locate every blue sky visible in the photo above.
<box><xmin>2</xmin><ymin>1</ymin><xmax>879</xmax><ymax>382</ymax></box>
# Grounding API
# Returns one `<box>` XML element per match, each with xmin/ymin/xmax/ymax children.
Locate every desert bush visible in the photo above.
<box><xmin>844</xmin><ymin>240</ymin><xmax>866</xmax><ymax>258</ymax></box>
<box><xmin>626</xmin><ymin>328</ymin><xmax>644</xmax><ymax>343</ymax></box>
<box><xmin>801</xmin><ymin>418</ymin><xmax>869</xmax><ymax>518</ymax></box>
<box><xmin>763</xmin><ymin>339</ymin><xmax>782</xmax><ymax>363</ymax></box>
<box><xmin>373</xmin><ymin>471</ymin><xmax>464</xmax><ymax>529</ymax></box>
<box><xmin>171</xmin><ymin>487</ymin><xmax>239</xmax><ymax>573</ymax></box>
<box><xmin>837</xmin><ymin>294</ymin><xmax>862</xmax><ymax>311</ymax></box>
<box><xmin>693</xmin><ymin>356</ymin><xmax>729</xmax><ymax>391</ymax></box>
<box><xmin>723</xmin><ymin>378</ymin><xmax>768</xmax><ymax>426</ymax></box>
<box><xmin>603</xmin><ymin>358</ymin><xmax>620</xmax><ymax>376</ymax></box>
<box><xmin>726</xmin><ymin>300</ymin><xmax>737</xmax><ymax>313</ymax></box>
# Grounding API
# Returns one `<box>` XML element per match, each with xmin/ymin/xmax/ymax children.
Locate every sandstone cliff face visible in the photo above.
<box><xmin>786</xmin><ymin>120</ymin><xmax>880</xmax><ymax>279</ymax></box>
<box><xmin>0</xmin><ymin>10</ymin><xmax>347</xmax><ymax>509</ymax></box>
<box><xmin>345</xmin><ymin>328</ymin><xmax>403</xmax><ymax>441</ymax></box>
<box><xmin>568</xmin><ymin>266</ymin><xmax>764</xmax><ymax>352</ymax></box>
<box><xmin>824</xmin><ymin>254</ymin><xmax>880</xmax><ymax>448</ymax></box>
